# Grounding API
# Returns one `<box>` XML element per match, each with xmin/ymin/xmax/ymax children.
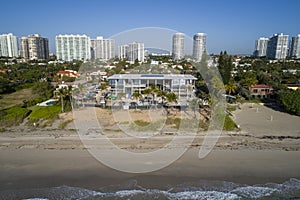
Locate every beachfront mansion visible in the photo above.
<box><xmin>108</xmin><ymin>74</ymin><xmax>197</xmax><ymax>100</ymax></box>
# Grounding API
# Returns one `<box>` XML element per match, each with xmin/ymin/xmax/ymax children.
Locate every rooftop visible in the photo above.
<box><xmin>108</xmin><ymin>74</ymin><xmax>197</xmax><ymax>80</ymax></box>
<box><xmin>252</xmin><ymin>84</ymin><xmax>273</xmax><ymax>89</ymax></box>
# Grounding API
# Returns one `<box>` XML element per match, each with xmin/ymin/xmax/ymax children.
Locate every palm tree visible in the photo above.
<box><xmin>157</xmin><ymin>89</ymin><xmax>167</xmax><ymax>105</ymax></box>
<box><xmin>225</xmin><ymin>81</ymin><xmax>237</xmax><ymax>95</ymax></box>
<box><xmin>244</xmin><ymin>77</ymin><xmax>258</xmax><ymax>90</ymax></box>
<box><xmin>132</xmin><ymin>90</ymin><xmax>142</xmax><ymax>109</ymax></box>
<box><xmin>149</xmin><ymin>84</ymin><xmax>159</xmax><ymax>104</ymax></box>
<box><xmin>56</xmin><ymin>86</ymin><xmax>72</xmax><ymax>113</ymax></box>
<box><xmin>143</xmin><ymin>85</ymin><xmax>159</xmax><ymax>105</ymax></box>
<box><xmin>165</xmin><ymin>92</ymin><xmax>178</xmax><ymax>115</ymax></box>
<box><xmin>143</xmin><ymin>88</ymin><xmax>152</xmax><ymax>104</ymax></box>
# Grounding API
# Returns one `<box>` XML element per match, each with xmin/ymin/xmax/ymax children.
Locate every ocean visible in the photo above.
<box><xmin>1</xmin><ymin>178</ymin><xmax>299</xmax><ymax>200</ymax></box>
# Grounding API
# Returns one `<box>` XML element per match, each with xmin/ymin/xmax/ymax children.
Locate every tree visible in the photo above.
<box><xmin>166</xmin><ymin>92</ymin><xmax>178</xmax><ymax>105</ymax></box>
<box><xmin>218</xmin><ymin>51</ymin><xmax>233</xmax><ymax>85</ymax></box>
<box><xmin>143</xmin><ymin>84</ymin><xmax>159</xmax><ymax>105</ymax></box>
<box><xmin>132</xmin><ymin>90</ymin><xmax>142</xmax><ymax>103</ymax></box>
<box><xmin>143</xmin><ymin>88</ymin><xmax>152</xmax><ymax>104</ymax></box>
<box><xmin>32</xmin><ymin>81</ymin><xmax>54</xmax><ymax>99</ymax></box>
<box><xmin>157</xmin><ymin>90</ymin><xmax>167</xmax><ymax>104</ymax></box>
<box><xmin>279</xmin><ymin>89</ymin><xmax>300</xmax><ymax>116</ymax></box>
<box><xmin>165</xmin><ymin>92</ymin><xmax>178</xmax><ymax>115</ymax></box>
<box><xmin>243</xmin><ymin>77</ymin><xmax>258</xmax><ymax>90</ymax></box>
<box><xmin>225</xmin><ymin>81</ymin><xmax>237</xmax><ymax>95</ymax></box>
<box><xmin>56</xmin><ymin>86</ymin><xmax>72</xmax><ymax>113</ymax></box>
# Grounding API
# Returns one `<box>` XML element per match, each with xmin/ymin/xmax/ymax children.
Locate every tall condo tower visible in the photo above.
<box><xmin>118</xmin><ymin>45</ymin><xmax>129</xmax><ymax>60</ymax></box>
<box><xmin>266</xmin><ymin>33</ymin><xmax>289</xmax><ymax>60</ymax></box>
<box><xmin>289</xmin><ymin>34</ymin><xmax>300</xmax><ymax>59</ymax></box>
<box><xmin>253</xmin><ymin>37</ymin><xmax>269</xmax><ymax>57</ymax></box>
<box><xmin>172</xmin><ymin>33</ymin><xmax>185</xmax><ymax>61</ymax></box>
<box><xmin>0</xmin><ymin>33</ymin><xmax>18</xmax><ymax>58</ymax></box>
<box><xmin>55</xmin><ymin>34</ymin><xmax>91</xmax><ymax>61</ymax></box>
<box><xmin>90</xmin><ymin>36</ymin><xmax>115</xmax><ymax>60</ymax></box>
<box><xmin>192</xmin><ymin>33</ymin><xmax>206</xmax><ymax>62</ymax></box>
<box><xmin>128</xmin><ymin>42</ymin><xmax>144</xmax><ymax>62</ymax></box>
<box><xmin>20</xmin><ymin>34</ymin><xmax>49</xmax><ymax>60</ymax></box>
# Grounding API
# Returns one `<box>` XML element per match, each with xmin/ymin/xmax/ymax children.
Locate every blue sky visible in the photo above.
<box><xmin>1</xmin><ymin>0</ymin><xmax>299</xmax><ymax>55</ymax></box>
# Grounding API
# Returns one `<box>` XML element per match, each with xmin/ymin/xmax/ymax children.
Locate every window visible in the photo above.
<box><xmin>118</xmin><ymin>80</ymin><xmax>124</xmax><ymax>85</ymax></box>
<box><xmin>133</xmin><ymin>80</ymin><xmax>140</xmax><ymax>85</ymax></box>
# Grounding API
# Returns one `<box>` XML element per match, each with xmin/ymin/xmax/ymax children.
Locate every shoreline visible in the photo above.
<box><xmin>0</xmin><ymin>148</ymin><xmax>300</xmax><ymax>192</ymax></box>
<box><xmin>0</xmin><ymin>103</ymin><xmax>299</xmax><ymax>196</ymax></box>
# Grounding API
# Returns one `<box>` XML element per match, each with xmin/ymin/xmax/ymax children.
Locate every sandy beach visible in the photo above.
<box><xmin>0</xmin><ymin>149</ymin><xmax>299</xmax><ymax>191</ymax></box>
<box><xmin>0</xmin><ymin>103</ymin><xmax>300</xmax><ymax>198</ymax></box>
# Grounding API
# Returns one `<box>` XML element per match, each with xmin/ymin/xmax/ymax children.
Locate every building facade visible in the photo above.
<box><xmin>20</xmin><ymin>34</ymin><xmax>49</xmax><ymax>60</ymax></box>
<box><xmin>56</xmin><ymin>34</ymin><xmax>91</xmax><ymax>61</ymax></box>
<box><xmin>108</xmin><ymin>74</ymin><xmax>196</xmax><ymax>100</ymax></box>
<box><xmin>266</xmin><ymin>33</ymin><xmax>289</xmax><ymax>60</ymax></box>
<box><xmin>289</xmin><ymin>34</ymin><xmax>300</xmax><ymax>59</ymax></box>
<box><xmin>90</xmin><ymin>36</ymin><xmax>114</xmax><ymax>60</ymax></box>
<box><xmin>172</xmin><ymin>33</ymin><xmax>185</xmax><ymax>60</ymax></box>
<box><xmin>118</xmin><ymin>45</ymin><xmax>129</xmax><ymax>60</ymax></box>
<box><xmin>127</xmin><ymin>42</ymin><xmax>144</xmax><ymax>62</ymax></box>
<box><xmin>192</xmin><ymin>33</ymin><xmax>206</xmax><ymax>62</ymax></box>
<box><xmin>250</xmin><ymin>84</ymin><xmax>274</xmax><ymax>98</ymax></box>
<box><xmin>253</xmin><ymin>37</ymin><xmax>269</xmax><ymax>57</ymax></box>
<box><xmin>0</xmin><ymin>33</ymin><xmax>18</xmax><ymax>58</ymax></box>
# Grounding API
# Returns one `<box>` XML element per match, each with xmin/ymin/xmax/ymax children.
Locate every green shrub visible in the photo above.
<box><xmin>14</xmin><ymin>83</ymin><xmax>34</xmax><ymax>91</ymax></box>
<box><xmin>134</xmin><ymin>120</ymin><xmax>150</xmax><ymax>127</ymax></box>
<box><xmin>166</xmin><ymin>117</ymin><xmax>181</xmax><ymax>129</ymax></box>
<box><xmin>58</xmin><ymin>119</ymin><xmax>73</xmax><ymax>129</ymax></box>
<box><xmin>224</xmin><ymin>114</ymin><xmax>237</xmax><ymax>131</ymax></box>
<box><xmin>0</xmin><ymin>106</ymin><xmax>31</xmax><ymax>126</ymax></box>
<box><xmin>23</xmin><ymin>97</ymin><xmax>47</xmax><ymax>108</ymax></box>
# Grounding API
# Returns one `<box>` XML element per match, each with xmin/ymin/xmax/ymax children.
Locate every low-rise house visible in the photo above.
<box><xmin>108</xmin><ymin>74</ymin><xmax>197</xmax><ymax>100</ymax></box>
<box><xmin>56</xmin><ymin>70</ymin><xmax>79</xmax><ymax>78</ymax></box>
<box><xmin>250</xmin><ymin>84</ymin><xmax>274</xmax><ymax>98</ymax></box>
<box><xmin>285</xmin><ymin>83</ymin><xmax>300</xmax><ymax>90</ymax></box>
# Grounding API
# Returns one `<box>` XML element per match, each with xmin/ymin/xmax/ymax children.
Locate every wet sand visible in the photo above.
<box><xmin>0</xmin><ymin>148</ymin><xmax>300</xmax><ymax>191</ymax></box>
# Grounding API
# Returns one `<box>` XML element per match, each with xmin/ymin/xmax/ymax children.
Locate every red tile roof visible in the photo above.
<box><xmin>252</xmin><ymin>84</ymin><xmax>273</xmax><ymax>89</ymax></box>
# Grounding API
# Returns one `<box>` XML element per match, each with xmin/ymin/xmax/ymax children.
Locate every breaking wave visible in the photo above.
<box><xmin>1</xmin><ymin>178</ymin><xmax>300</xmax><ymax>200</ymax></box>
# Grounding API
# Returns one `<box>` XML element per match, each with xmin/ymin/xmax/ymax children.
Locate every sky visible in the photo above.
<box><xmin>1</xmin><ymin>0</ymin><xmax>300</xmax><ymax>55</ymax></box>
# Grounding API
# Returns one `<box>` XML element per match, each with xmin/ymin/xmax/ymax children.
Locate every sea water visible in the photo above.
<box><xmin>1</xmin><ymin>178</ymin><xmax>300</xmax><ymax>200</ymax></box>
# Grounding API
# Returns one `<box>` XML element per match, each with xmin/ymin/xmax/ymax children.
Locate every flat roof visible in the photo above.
<box><xmin>108</xmin><ymin>74</ymin><xmax>197</xmax><ymax>80</ymax></box>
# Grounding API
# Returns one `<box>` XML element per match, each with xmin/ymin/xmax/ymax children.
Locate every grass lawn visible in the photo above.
<box><xmin>29</xmin><ymin>105</ymin><xmax>61</xmax><ymax>122</ymax></box>
<box><xmin>0</xmin><ymin>88</ymin><xmax>37</xmax><ymax>110</ymax></box>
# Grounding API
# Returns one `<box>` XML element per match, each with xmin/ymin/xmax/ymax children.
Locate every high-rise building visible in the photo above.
<box><xmin>0</xmin><ymin>33</ymin><xmax>18</xmax><ymax>58</ymax></box>
<box><xmin>128</xmin><ymin>42</ymin><xmax>144</xmax><ymax>62</ymax></box>
<box><xmin>266</xmin><ymin>33</ymin><xmax>289</xmax><ymax>60</ymax></box>
<box><xmin>118</xmin><ymin>45</ymin><xmax>129</xmax><ymax>60</ymax></box>
<box><xmin>20</xmin><ymin>34</ymin><xmax>49</xmax><ymax>60</ymax></box>
<box><xmin>289</xmin><ymin>34</ymin><xmax>300</xmax><ymax>59</ymax></box>
<box><xmin>253</xmin><ymin>37</ymin><xmax>269</xmax><ymax>57</ymax></box>
<box><xmin>90</xmin><ymin>36</ymin><xmax>114</xmax><ymax>60</ymax></box>
<box><xmin>56</xmin><ymin>34</ymin><xmax>90</xmax><ymax>61</ymax></box>
<box><xmin>172</xmin><ymin>33</ymin><xmax>185</xmax><ymax>61</ymax></box>
<box><xmin>192</xmin><ymin>33</ymin><xmax>206</xmax><ymax>62</ymax></box>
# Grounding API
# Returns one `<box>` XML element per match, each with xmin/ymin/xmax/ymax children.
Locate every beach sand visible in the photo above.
<box><xmin>0</xmin><ymin>103</ymin><xmax>299</xmax><ymax>195</ymax></box>
<box><xmin>0</xmin><ymin>149</ymin><xmax>299</xmax><ymax>191</ymax></box>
